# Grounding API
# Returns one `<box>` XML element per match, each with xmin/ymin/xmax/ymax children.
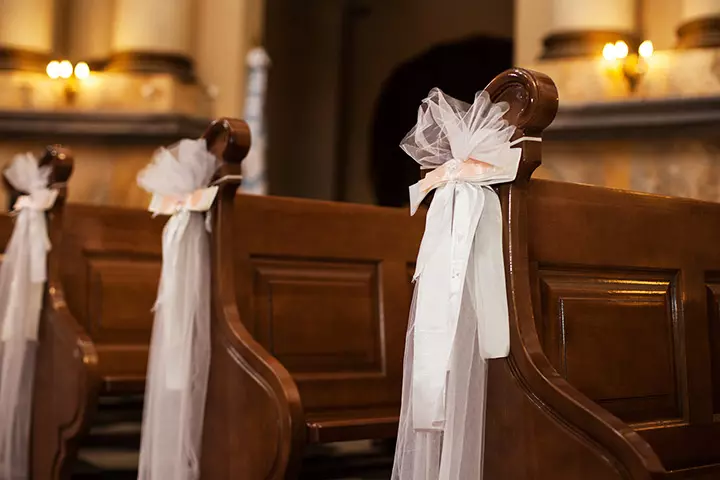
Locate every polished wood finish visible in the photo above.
<box><xmin>200</xmin><ymin>119</ymin><xmax>424</xmax><ymax>479</ymax></box>
<box><xmin>59</xmin><ymin>204</ymin><xmax>163</xmax><ymax>394</ymax></box>
<box><xmin>0</xmin><ymin>147</ymin><xmax>102</xmax><ymax>480</ymax></box>
<box><xmin>201</xmin><ymin>68</ymin><xmax>720</xmax><ymax>479</ymax></box>
<box><xmin>30</xmin><ymin>158</ymin><xmax>164</xmax><ymax>477</ymax></box>
<box><xmin>480</xmin><ymin>69</ymin><xmax>720</xmax><ymax>478</ymax></box>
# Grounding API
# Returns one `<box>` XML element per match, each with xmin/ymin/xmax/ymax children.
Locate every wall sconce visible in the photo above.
<box><xmin>46</xmin><ymin>60</ymin><xmax>91</xmax><ymax>105</ymax></box>
<box><xmin>603</xmin><ymin>40</ymin><xmax>654</xmax><ymax>93</ymax></box>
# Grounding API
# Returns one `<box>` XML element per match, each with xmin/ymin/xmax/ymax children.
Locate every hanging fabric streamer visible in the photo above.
<box><xmin>241</xmin><ymin>46</ymin><xmax>271</xmax><ymax>195</ymax></box>
<box><xmin>0</xmin><ymin>152</ymin><xmax>57</xmax><ymax>480</ymax></box>
<box><xmin>137</xmin><ymin>139</ymin><xmax>219</xmax><ymax>480</ymax></box>
<box><xmin>392</xmin><ymin>88</ymin><xmax>540</xmax><ymax>480</ymax></box>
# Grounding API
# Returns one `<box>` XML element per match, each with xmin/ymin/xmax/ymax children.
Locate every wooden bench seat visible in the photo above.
<box><xmin>305</xmin><ymin>407</ymin><xmax>400</xmax><ymax>443</ymax></box>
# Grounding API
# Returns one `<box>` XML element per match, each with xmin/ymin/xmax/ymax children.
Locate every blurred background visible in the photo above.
<box><xmin>0</xmin><ymin>0</ymin><xmax>719</xmax><ymax>209</ymax></box>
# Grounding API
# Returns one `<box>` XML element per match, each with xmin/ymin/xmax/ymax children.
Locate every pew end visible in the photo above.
<box><xmin>201</xmin><ymin>116</ymin><xmax>306</xmax><ymax>479</ymax></box>
<box><xmin>12</xmin><ymin>146</ymin><xmax>103</xmax><ymax>480</ymax></box>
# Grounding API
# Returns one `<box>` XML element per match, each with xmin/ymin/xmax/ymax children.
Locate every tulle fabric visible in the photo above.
<box><xmin>392</xmin><ymin>89</ymin><xmax>524</xmax><ymax>480</ymax></box>
<box><xmin>0</xmin><ymin>153</ymin><xmax>53</xmax><ymax>480</ymax></box>
<box><xmin>137</xmin><ymin>139</ymin><xmax>218</xmax><ymax>480</ymax></box>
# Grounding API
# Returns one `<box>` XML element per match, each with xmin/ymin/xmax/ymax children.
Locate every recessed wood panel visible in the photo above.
<box><xmin>87</xmin><ymin>256</ymin><xmax>161</xmax><ymax>342</ymax></box>
<box><xmin>539</xmin><ymin>268</ymin><xmax>682</xmax><ymax>423</ymax></box>
<box><xmin>252</xmin><ymin>257</ymin><xmax>383</xmax><ymax>378</ymax></box>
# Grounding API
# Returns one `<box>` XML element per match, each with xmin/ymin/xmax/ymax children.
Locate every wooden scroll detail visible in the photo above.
<box><xmin>201</xmin><ymin>119</ymin><xmax>305</xmax><ymax>480</ymax></box>
<box><xmin>483</xmin><ymin>69</ymin><xmax>665</xmax><ymax>479</ymax></box>
<box><xmin>29</xmin><ymin>146</ymin><xmax>101</xmax><ymax>480</ymax></box>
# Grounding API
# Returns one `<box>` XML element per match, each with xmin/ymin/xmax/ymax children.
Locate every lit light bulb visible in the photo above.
<box><xmin>639</xmin><ymin>40</ymin><xmax>654</xmax><ymax>58</ymax></box>
<box><xmin>614</xmin><ymin>41</ymin><xmax>629</xmax><ymax>59</ymax></box>
<box><xmin>74</xmin><ymin>61</ymin><xmax>90</xmax><ymax>79</ymax></box>
<box><xmin>58</xmin><ymin>60</ymin><xmax>73</xmax><ymax>79</ymax></box>
<box><xmin>46</xmin><ymin>60</ymin><xmax>61</xmax><ymax>79</ymax></box>
<box><xmin>602</xmin><ymin>43</ymin><xmax>617</xmax><ymax>61</ymax></box>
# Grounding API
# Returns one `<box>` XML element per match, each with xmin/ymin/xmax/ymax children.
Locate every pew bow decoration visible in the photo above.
<box><xmin>137</xmin><ymin>139</ymin><xmax>218</xmax><ymax>480</ymax></box>
<box><xmin>0</xmin><ymin>153</ymin><xmax>57</xmax><ymax>479</ymax></box>
<box><xmin>392</xmin><ymin>89</ymin><xmax>539</xmax><ymax>480</ymax></box>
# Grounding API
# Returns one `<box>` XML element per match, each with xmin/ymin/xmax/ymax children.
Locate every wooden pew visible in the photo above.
<box><xmin>201</xmin><ymin>69</ymin><xmax>720</xmax><ymax>479</ymax></box>
<box><xmin>200</xmin><ymin>122</ymin><xmax>425</xmax><ymax>478</ymax></box>
<box><xmin>479</xmin><ymin>70</ymin><xmax>720</xmax><ymax>479</ymax></box>
<box><xmin>477</xmin><ymin>69</ymin><xmax>720</xmax><ymax>479</ymax></box>
<box><xmin>0</xmin><ymin>146</ymin><xmax>87</xmax><ymax>480</ymax></box>
<box><xmin>32</xmin><ymin>170</ymin><xmax>164</xmax><ymax>478</ymax></box>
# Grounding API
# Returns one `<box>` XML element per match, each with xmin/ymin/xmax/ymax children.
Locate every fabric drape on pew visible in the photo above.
<box><xmin>137</xmin><ymin>139</ymin><xmax>219</xmax><ymax>480</ymax></box>
<box><xmin>392</xmin><ymin>89</ymin><xmax>534</xmax><ymax>480</ymax></box>
<box><xmin>0</xmin><ymin>154</ymin><xmax>57</xmax><ymax>480</ymax></box>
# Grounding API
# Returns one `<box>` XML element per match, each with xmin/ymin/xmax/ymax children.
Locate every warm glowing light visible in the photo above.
<box><xmin>58</xmin><ymin>60</ymin><xmax>73</xmax><ymax>79</ymax></box>
<box><xmin>639</xmin><ymin>40</ymin><xmax>654</xmax><ymax>58</ymax></box>
<box><xmin>74</xmin><ymin>61</ymin><xmax>90</xmax><ymax>79</ymax></box>
<box><xmin>602</xmin><ymin>43</ymin><xmax>617</xmax><ymax>61</ymax></box>
<box><xmin>46</xmin><ymin>60</ymin><xmax>61</xmax><ymax>79</ymax></box>
<box><xmin>614</xmin><ymin>41</ymin><xmax>629</xmax><ymax>59</ymax></box>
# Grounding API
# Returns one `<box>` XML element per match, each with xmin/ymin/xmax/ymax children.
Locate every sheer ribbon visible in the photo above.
<box><xmin>0</xmin><ymin>153</ymin><xmax>56</xmax><ymax>480</ymax></box>
<box><xmin>392</xmin><ymin>89</ymin><xmax>538</xmax><ymax>479</ymax></box>
<box><xmin>137</xmin><ymin>139</ymin><xmax>218</xmax><ymax>480</ymax></box>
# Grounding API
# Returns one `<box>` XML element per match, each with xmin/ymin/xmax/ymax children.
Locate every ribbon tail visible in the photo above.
<box><xmin>468</xmin><ymin>188</ymin><xmax>510</xmax><ymax>359</ymax></box>
<box><xmin>158</xmin><ymin>212</ymin><xmax>193</xmax><ymax>390</ymax></box>
<box><xmin>28</xmin><ymin>211</ymin><xmax>49</xmax><ymax>284</ymax></box>
<box><xmin>0</xmin><ymin>205</ymin><xmax>44</xmax><ymax>479</ymax></box>
<box><xmin>411</xmin><ymin>184</ymin><xmax>487</xmax><ymax>432</ymax></box>
<box><xmin>408</xmin><ymin>181</ymin><xmax>427</xmax><ymax>216</ymax></box>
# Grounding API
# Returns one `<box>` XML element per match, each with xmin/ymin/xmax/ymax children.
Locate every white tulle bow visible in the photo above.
<box><xmin>137</xmin><ymin>138</ymin><xmax>218</xmax><ymax>480</ymax></box>
<box><xmin>1</xmin><ymin>153</ymin><xmax>56</xmax><ymax>341</ymax></box>
<box><xmin>0</xmin><ymin>152</ymin><xmax>54</xmax><ymax>480</ymax></box>
<box><xmin>393</xmin><ymin>89</ymin><xmax>539</xmax><ymax>480</ymax></box>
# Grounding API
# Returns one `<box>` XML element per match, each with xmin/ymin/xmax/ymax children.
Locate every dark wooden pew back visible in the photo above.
<box><xmin>232</xmin><ymin>194</ymin><xmax>423</xmax><ymax>439</ymax></box>
<box><xmin>527</xmin><ymin>180</ymin><xmax>720</xmax><ymax>472</ymax></box>
<box><xmin>59</xmin><ymin>205</ymin><xmax>162</xmax><ymax>394</ymax></box>
<box><xmin>481</xmin><ymin>69</ymin><xmax>720</xmax><ymax>479</ymax></box>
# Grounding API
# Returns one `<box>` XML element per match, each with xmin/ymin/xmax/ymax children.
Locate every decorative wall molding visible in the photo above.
<box><xmin>546</xmin><ymin>96</ymin><xmax>720</xmax><ymax>140</ymax></box>
<box><xmin>0</xmin><ymin>111</ymin><xmax>210</xmax><ymax>142</ymax></box>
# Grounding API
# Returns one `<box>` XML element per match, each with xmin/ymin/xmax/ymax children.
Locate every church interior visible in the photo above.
<box><xmin>0</xmin><ymin>0</ymin><xmax>719</xmax><ymax>479</ymax></box>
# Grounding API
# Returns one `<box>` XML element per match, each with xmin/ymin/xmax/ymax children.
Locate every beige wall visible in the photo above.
<box><xmin>195</xmin><ymin>0</ymin><xmax>265</xmax><ymax>118</ymax></box>
<box><xmin>0</xmin><ymin>141</ymin><xmax>155</xmax><ymax>210</ymax></box>
<box><xmin>514</xmin><ymin>0</ymin><xmax>554</xmax><ymax>66</ymax></box>
<box><xmin>514</xmin><ymin>0</ymin><xmax>684</xmax><ymax>67</ymax></box>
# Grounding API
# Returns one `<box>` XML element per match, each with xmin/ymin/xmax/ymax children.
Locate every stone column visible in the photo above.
<box><xmin>109</xmin><ymin>0</ymin><xmax>195</xmax><ymax>81</ymax></box>
<box><xmin>542</xmin><ymin>0</ymin><xmax>638</xmax><ymax>59</ymax></box>
<box><xmin>678</xmin><ymin>0</ymin><xmax>720</xmax><ymax>48</ymax></box>
<box><xmin>0</xmin><ymin>0</ymin><xmax>55</xmax><ymax>70</ymax></box>
<box><xmin>69</xmin><ymin>0</ymin><xmax>113</xmax><ymax>69</ymax></box>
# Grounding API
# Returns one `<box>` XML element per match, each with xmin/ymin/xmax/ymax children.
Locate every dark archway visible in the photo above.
<box><xmin>370</xmin><ymin>35</ymin><xmax>512</xmax><ymax>207</ymax></box>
